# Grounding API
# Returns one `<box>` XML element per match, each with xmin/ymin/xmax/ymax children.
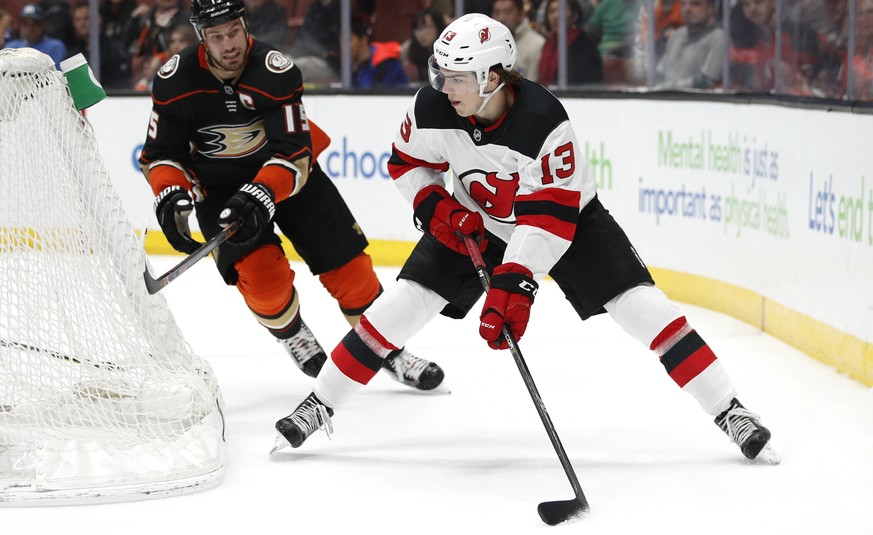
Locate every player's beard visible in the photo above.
<box><xmin>209</xmin><ymin>43</ymin><xmax>247</xmax><ymax>75</ymax></box>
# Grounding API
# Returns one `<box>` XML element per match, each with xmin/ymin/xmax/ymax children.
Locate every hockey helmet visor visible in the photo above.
<box><xmin>427</xmin><ymin>55</ymin><xmax>481</xmax><ymax>94</ymax></box>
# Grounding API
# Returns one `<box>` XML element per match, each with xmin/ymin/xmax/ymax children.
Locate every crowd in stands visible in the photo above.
<box><xmin>2</xmin><ymin>0</ymin><xmax>872</xmax><ymax>100</ymax></box>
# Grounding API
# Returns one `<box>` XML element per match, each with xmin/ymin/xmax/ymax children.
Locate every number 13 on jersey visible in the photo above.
<box><xmin>539</xmin><ymin>142</ymin><xmax>575</xmax><ymax>185</ymax></box>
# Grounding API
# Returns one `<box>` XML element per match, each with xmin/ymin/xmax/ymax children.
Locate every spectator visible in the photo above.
<box><xmin>813</xmin><ymin>0</ymin><xmax>873</xmax><ymax>99</ymax></box>
<box><xmin>538</xmin><ymin>0</ymin><xmax>603</xmax><ymax>86</ymax></box>
<box><xmin>584</xmin><ymin>0</ymin><xmax>642</xmax><ymax>59</ymax></box>
<box><xmin>67</xmin><ymin>1</ymin><xmax>131</xmax><ymax>90</ymax></box>
<box><xmin>851</xmin><ymin>0</ymin><xmax>873</xmax><ymax>99</ymax></box>
<box><xmin>426</xmin><ymin>0</ymin><xmax>455</xmax><ymax>19</ymax></box>
<box><xmin>350</xmin><ymin>13</ymin><xmax>410</xmax><ymax>88</ymax></box>
<box><xmin>655</xmin><ymin>0</ymin><xmax>687</xmax><ymax>51</ymax></box>
<box><xmin>100</xmin><ymin>0</ymin><xmax>141</xmax><ymax>54</ymax></box>
<box><xmin>5</xmin><ymin>4</ymin><xmax>67</xmax><ymax>69</ymax></box>
<box><xmin>788</xmin><ymin>0</ymin><xmax>835</xmax><ymax>38</ymax></box>
<box><xmin>630</xmin><ymin>0</ymin><xmax>685</xmax><ymax>78</ymax></box>
<box><xmin>40</xmin><ymin>0</ymin><xmax>74</xmax><ymax>47</ymax></box>
<box><xmin>655</xmin><ymin>0</ymin><xmax>725</xmax><ymax>89</ymax></box>
<box><xmin>492</xmin><ymin>0</ymin><xmax>545</xmax><ymax>81</ymax></box>
<box><xmin>0</xmin><ymin>8</ymin><xmax>13</xmax><ymax>48</ymax></box>
<box><xmin>401</xmin><ymin>8</ymin><xmax>447</xmax><ymax>84</ymax></box>
<box><xmin>809</xmin><ymin>0</ymin><xmax>849</xmax><ymax>97</ymax></box>
<box><xmin>368</xmin><ymin>1</ymin><xmax>420</xmax><ymax>44</ymax></box>
<box><xmin>132</xmin><ymin>22</ymin><xmax>197</xmax><ymax>91</ymax></box>
<box><xmin>289</xmin><ymin>0</ymin><xmax>342</xmax><ymax>84</ymax></box>
<box><xmin>129</xmin><ymin>0</ymin><xmax>189</xmax><ymax>92</ymax></box>
<box><xmin>534</xmin><ymin>0</ymin><xmax>595</xmax><ymax>31</ymax></box>
<box><xmin>728</xmin><ymin>0</ymin><xmax>821</xmax><ymax>95</ymax></box>
<box><xmin>463</xmin><ymin>0</ymin><xmax>496</xmax><ymax>14</ymax></box>
<box><xmin>244</xmin><ymin>0</ymin><xmax>289</xmax><ymax>52</ymax></box>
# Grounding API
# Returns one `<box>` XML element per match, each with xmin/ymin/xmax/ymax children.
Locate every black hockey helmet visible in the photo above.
<box><xmin>190</xmin><ymin>0</ymin><xmax>246</xmax><ymax>40</ymax></box>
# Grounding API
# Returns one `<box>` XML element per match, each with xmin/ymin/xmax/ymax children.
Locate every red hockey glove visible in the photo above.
<box><xmin>479</xmin><ymin>263</ymin><xmax>538</xmax><ymax>350</ymax></box>
<box><xmin>153</xmin><ymin>185</ymin><xmax>201</xmax><ymax>255</ymax></box>
<box><xmin>413</xmin><ymin>185</ymin><xmax>486</xmax><ymax>255</ymax></box>
<box><xmin>218</xmin><ymin>183</ymin><xmax>276</xmax><ymax>246</ymax></box>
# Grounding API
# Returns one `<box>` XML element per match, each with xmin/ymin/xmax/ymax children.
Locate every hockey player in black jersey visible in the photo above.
<box><xmin>274</xmin><ymin>14</ymin><xmax>778</xmax><ymax>464</ymax></box>
<box><xmin>139</xmin><ymin>0</ymin><xmax>444</xmax><ymax>390</ymax></box>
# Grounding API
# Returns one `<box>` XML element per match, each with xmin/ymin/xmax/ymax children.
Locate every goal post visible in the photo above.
<box><xmin>0</xmin><ymin>48</ymin><xmax>226</xmax><ymax>504</ymax></box>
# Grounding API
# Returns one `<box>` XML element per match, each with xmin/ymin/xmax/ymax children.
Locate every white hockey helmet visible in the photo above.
<box><xmin>429</xmin><ymin>14</ymin><xmax>517</xmax><ymax>96</ymax></box>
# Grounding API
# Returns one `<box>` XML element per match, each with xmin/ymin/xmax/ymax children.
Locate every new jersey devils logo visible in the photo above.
<box><xmin>458</xmin><ymin>169</ymin><xmax>519</xmax><ymax>221</ymax></box>
<box><xmin>479</xmin><ymin>27</ymin><xmax>491</xmax><ymax>44</ymax></box>
<box><xmin>399</xmin><ymin>113</ymin><xmax>412</xmax><ymax>143</ymax></box>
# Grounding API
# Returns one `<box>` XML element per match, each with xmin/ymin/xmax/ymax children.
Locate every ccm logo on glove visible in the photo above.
<box><xmin>413</xmin><ymin>185</ymin><xmax>486</xmax><ymax>255</ymax></box>
<box><xmin>479</xmin><ymin>263</ymin><xmax>538</xmax><ymax>350</ymax></box>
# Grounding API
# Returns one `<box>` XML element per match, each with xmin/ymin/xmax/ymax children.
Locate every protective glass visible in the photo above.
<box><xmin>427</xmin><ymin>55</ymin><xmax>480</xmax><ymax>94</ymax></box>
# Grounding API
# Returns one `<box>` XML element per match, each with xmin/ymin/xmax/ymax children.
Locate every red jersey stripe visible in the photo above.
<box><xmin>389</xmin><ymin>145</ymin><xmax>449</xmax><ymax>180</ymax></box>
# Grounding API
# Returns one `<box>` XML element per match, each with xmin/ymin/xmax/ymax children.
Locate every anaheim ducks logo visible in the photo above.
<box><xmin>265</xmin><ymin>50</ymin><xmax>294</xmax><ymax>73</ymax></box>
<box><xmin>157</xmin><ymin>55</ymin><xmax>180</xmax><ymax>79</ymax></box>
<box><xmin>197</xmin><ymin>118</ymin><xmax>267</xmax><ymax>158</ymax></box>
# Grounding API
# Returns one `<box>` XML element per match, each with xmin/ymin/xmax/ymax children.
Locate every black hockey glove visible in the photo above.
<box><xmin>154</xmin><ymin>185</ymin><xmax>201</xmax><ymax>255</ymax></box>
<box><xmin>218</xmin><ymin>183</ymin><xmax>276</xmax><ymax>246</ymax></box>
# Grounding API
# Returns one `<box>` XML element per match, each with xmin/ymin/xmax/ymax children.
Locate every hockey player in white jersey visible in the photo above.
<box><xmin>273</xmin><ymin>14</ymin><xmax>778</xmax><ymax>463</ymax></box>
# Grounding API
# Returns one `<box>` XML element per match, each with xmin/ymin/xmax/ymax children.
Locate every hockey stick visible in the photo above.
<box><xmin>0</xmin><ymin>338</ymin><xmax>122</xmax><ymax>371</ymax></box>
<box><xmin>462</xmin><ymin>234</ymin><xmax>589</xmax><ymax>525</ymax></box>
<box><xmin>143</xmin><ymin>220</ymin><xmax>240</xmax><ymax>295</ymax></box>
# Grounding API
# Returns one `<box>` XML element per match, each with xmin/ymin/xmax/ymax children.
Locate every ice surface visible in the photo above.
<box><xmin>4</xmin><ymin>258</ymin><xmax>872</xmax><ymax>534</ymax></box>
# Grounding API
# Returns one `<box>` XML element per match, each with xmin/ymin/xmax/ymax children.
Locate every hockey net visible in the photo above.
<box><xmin>0</xmin><ymin>48</ymin><xmax>225</xmax><ymax>504</ymax></box>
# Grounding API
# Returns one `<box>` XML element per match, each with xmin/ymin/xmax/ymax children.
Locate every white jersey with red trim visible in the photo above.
<box><xmin>388</xmin><ymin>80</ymin><xmax>596</xmax><ymax>279</ymax></box>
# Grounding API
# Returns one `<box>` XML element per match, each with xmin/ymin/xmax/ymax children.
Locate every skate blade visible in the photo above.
<box><xmin>756</xmin><ymin>442</ymin><xmax>781</xmax><ymax>465</ymax></box>
<box><xmin>269</xmin><ymin>432</ymin><xmax>291</xmax><ymax>455</ymax></box>
<box><xmin>424</xmin><ymin>382</ymin><xmax>452</xmax><ymax>395</ymax></box>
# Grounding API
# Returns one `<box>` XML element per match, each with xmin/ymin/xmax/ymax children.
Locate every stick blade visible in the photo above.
<box><xmin>142</xmin><ymin>268</ymin><xmax>164</xmax><ymax>295</ymax></box>
<box><xmin>537</xmin><ymin>498</ymin><xmax>589</xmax><ymax>526</ymax></box>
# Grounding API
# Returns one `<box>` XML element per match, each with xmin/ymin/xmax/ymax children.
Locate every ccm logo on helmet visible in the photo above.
<box><xmin>479</xmin><ymin>27</ymin><xmax>490</xmax><ymax>44</ymax></box>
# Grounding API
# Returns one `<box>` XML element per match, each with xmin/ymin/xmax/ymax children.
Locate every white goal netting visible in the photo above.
<box><xmin>0</xmin><ymin>48</ymin><xmax>225</xmax><ymax>504</ymax></box>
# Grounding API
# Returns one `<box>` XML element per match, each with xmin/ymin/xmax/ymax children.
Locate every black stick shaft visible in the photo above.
<box><xmin>143</xmin><ymin>220</ymin><xmax>240</xmax><ymax>295</ymax></box>
<box><xmin>463</xmin><ymin>235</ymin><xmax>588</xmax><ymax>506</ymax></box>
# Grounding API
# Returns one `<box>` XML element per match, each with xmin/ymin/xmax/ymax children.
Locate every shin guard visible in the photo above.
<box><xmin>235</xmin><ymin>245</ymin><xmax>300</xmax><ymax>337</ymax></box>
<box><xmin>330</xmin><ymin>317</ymin><xmax>398</xmax><ymax>385</ymax></box>
<box><xmin>318</xmin><ymin>253</ymin><xmax>382</xmax><ymax>325</ymax></box>
<box><xmin>652</xmin><ymin>317</ymin><xmax>736</xmax><ymax>415</ymax></box>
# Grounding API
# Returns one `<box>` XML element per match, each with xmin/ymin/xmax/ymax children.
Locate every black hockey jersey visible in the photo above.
<box><xmin>388</xmin><ymin>81</ymin><xmax>596</xmax><ymax>279</ymax></box>
<box><xmin>139</xmin><ymin>39</ymin><xmax>312</xmax><ymax>200</ymax></box>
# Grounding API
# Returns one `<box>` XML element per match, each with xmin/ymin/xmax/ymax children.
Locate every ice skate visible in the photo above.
<box><xmin>278</xmin><ymin>321</ymin><xmax>327</xmax><ymax>378</ymax></box>
<box><xmin>271</xmin><ymin>393</ymin><xmax>334</xmax><ymax>453</ymax></box>
<box><xmin>714</xmin><ymin>398</ymin><xmax>780</xmax><ymax>464</ymax></box>
<box><xmin>383</xmin><ymin>348</ymin><xmax>445</xmax><ymax>391</ymax></box>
